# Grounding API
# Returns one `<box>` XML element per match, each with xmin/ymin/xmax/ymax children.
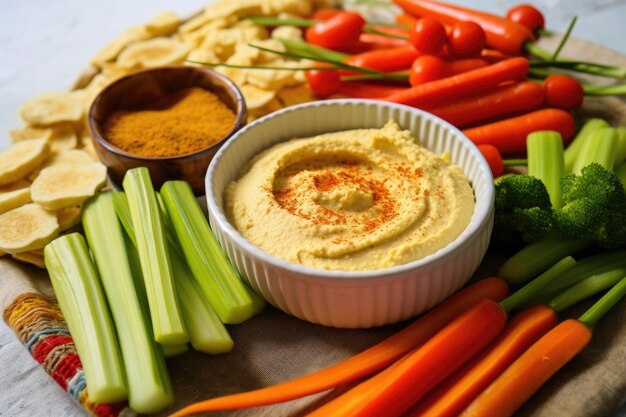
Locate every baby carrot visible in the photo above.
<box><xmin>461</xmin><ymin>276</ymin><xmax>626</xmax><ymax>417</ymax></box>
<box><xmin>477</xmin><ymin>144</ymin><xmax>504</xmax><ymax>178</ymax></box>
<box><xmin>169</xmin><ymin>278</ymin><xmax>508</xmax><ymax>416</ymax></box>
<box><xmin>338</xmin><ymin>81</ymin><xmax>407</xmax><ymax>99</ymax></box>
<box><xmin>463</xmin><ymin>108</ymin><xmax>576</xmax><ymax>155</ymax></box>
<box><xmin>427</xmin><ymin>80</ymin><xmax>545</xmax><ymax>128</ymax></box>
<box><xmin>407</xmin><ymin>304</ymin><xmax>557</xmax><ymax>417</ymax></box>
<box><xmin>385</xmin><ymin>57</ymin><xmax>529</xmax><ymax>107</ymax></box>
<box><xmin>343</xmin><ymin>44</ymin><xmax>419</xmax><ymax>74</ymax></box>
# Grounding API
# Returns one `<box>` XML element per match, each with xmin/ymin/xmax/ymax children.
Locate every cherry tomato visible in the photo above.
<box><xmin>409</xmin><ymin>55</ymin><xmax>448</xmax><ymax>86</ymax></box>
<box><xmin>305</xmin><ymin>12</ymin><xmax>365</xmax><ymax>51</ymax></box>
<box><xmin>305</xmin><ymin>64</ymin><xmax>341</xmax><ymax>97</ymax></box>
<box><xmin>478</xmin><ymin>144</ymin><xmax>504</xmax><ymax>178</ymax></box>
<box><xmin>543</xmin><ymin>75</ymin><xmax>584</xmax><ymax>110</ymax></box>
<box><xmin>311</xmin><ymin>8</ymin><xmax>343</xmax><ymax>21</ymax></box>
<box><xmin>448</xmin><ymin>21</ymin><xmax>486</xmax><ymax>57</ymax></box>
<box><xmin>410</xmin><ymin>17</ymin><xmax>448</xmax><ymax>54</ymax></box>
<box><xmin>506</xmin><ymin>4</ymin><xmax>545</xmax><ymax>33</ymax></box>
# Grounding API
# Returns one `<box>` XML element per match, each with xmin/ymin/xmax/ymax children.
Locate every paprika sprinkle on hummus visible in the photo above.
<box><xmin>103</xmin><ymin>87</ymin><xmax>235</xmax><ymax>157</ymax></box>
<box><xmin>225</xmin><ymin>120</ymin><xmax>475</xmax><ymax>271</ymax></box>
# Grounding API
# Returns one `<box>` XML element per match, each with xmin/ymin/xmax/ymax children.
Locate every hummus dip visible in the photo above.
<box><xmin>225</xmin><ymin>120</ymin><xmax>474</xmax><ymax>271</ymax></box>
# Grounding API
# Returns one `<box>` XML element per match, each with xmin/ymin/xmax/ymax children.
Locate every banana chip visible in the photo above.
<box><xmin>240</xmin><ymin>84</ymin><xmax>276</xmax><ymax>109</ymax></box>
<box><xmin>117</xmin><ymin>37</ymin><xmax>190</xmax><ymax>69</ymax></box>
<box><xmin>0</xmin><ymin>180</ymin><xmax>31</xmax><ymax>214</ymax></box>
<box><xmin>146</xmin><ymin>11</ymin><xmax>181</xmax><ymax>36</ymax></box>
<box><xmin>245</xmin><ymin>59</ymin><xmax>299</xmax><ymax>91</ymax></box>
<box><xmin>186</xmin><ymin>49</ymin><xmax>221</xmax><ymax>66</ymax></box>
<box><xmin>57</xmin><ymin>205</ymin><xmax>83</xmax><ymax>232</ymax></box>
<box><xmin>12</xmin><ymin>250</ymin><xmax>46</xmax><ymax>269</ymax></box>
<box><xmin>91</xmin><ymin>26</ymin><xmax>152</xmax><ymax>66</ymax></box>
<box><xmin>78</xmin><ymin>133</ymin><xmax>100</xmax><ymax>161</ymax></box>
<box><xmin>277</xmin><ymin>83</ymin><xmax>317</xmax><ymax>107</ymax></box>
<box><xmin>48</xmin><ymin>149</ymin><xmax>95</xmax><ymax>167</ymax></box>
<box><xmin>271</xmin><ymin>26</ymin><xmax>303</xmax><ymax>41</ymax></box>
<box><xmin>48</xmin><ymin>124</ymin><xmax>78</xmax><ymax>154</ymax></box>
<box><xmin>0</xmin><ymin>138</ymin><xmax>50</xmax><ymax>186</ymax></box>
<box><xmin>30</xmin><ymin>163</ymin><xmax>107</xmax><ymax>210</ymax></box>
<box><xmin>9</xmin><ymin>126</ymin><xmax>53</xmax><ymax>143</ymax></box>
<box><xmin>0</xmin><ymin>203</ymin><xmax>59</xmax><ymax>253</ymax></box>
<box><xmin>19</xmin><ymin>92</ymin><xmax>84</xmax><ymax>126</ymax></box>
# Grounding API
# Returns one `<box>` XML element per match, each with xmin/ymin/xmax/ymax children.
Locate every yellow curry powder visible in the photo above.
<box><xmin>103</xmin><ymin>87</ymin><xmax>236</xmax><ymax>157</ymax></box>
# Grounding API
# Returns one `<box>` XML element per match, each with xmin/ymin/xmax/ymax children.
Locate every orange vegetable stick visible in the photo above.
<box><xmin>338</xmin><ymin>81</ymin><xmax>407</xmax><ymax>99</ymax></box>
<box><xmin>460</xmin><ymin>319</ymin><xmax>592</xmax><ymax>417</ymax></box>
<box><xmin>427</xmin><ymin>80</ymin><xmax>545</xmax><ymax>128</ymax></box>
<box><xmin>477</xmin><ymin>144</ymin><xmax>504</xmax><ymax>178</ymax></box>
<box><xmin>385</xmin><ymin>57</ymin><xmax>529</xmax><ymax>107</ymax></box>
<box><xmin>169</xmin><ymin>278</ymin><xmax>508</xmax><ymax>417</ymax></box>
<box><xmin>408</xmin><ymin>304</ymin><xmax>557</xmax><ymax>417</ymax></box>
<box><xmin>304</xmin><ymin>299</ymin><xmax>508</xmax><ymax>417</ymax></box>
<box><xmin>463</xmin><ymin>108</ymin><xmax>576</xmax><ymax>155</ymax></box>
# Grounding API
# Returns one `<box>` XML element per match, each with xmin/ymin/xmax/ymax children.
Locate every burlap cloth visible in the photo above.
<box><xmin>2</xmin><ymin>37</ymin><xmax>626</xmax><ymax>417</ymax></box>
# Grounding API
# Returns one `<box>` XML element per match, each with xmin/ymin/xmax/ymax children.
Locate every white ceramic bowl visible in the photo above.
<box><xmin>205</xmin><ymin>99</ymin><xmax>494</xmax><ymax>328</ymax></box>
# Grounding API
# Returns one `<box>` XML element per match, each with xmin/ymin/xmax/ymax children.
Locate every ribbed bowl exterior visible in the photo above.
<box><xmin>206</xmin><ymin>99</ymin><xmax>494</xmax><ymax>328</ymax></box>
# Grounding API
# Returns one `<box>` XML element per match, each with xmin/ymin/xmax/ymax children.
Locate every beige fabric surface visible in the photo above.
<box><xmin>2</xmin><ymin>37</ymin><xmax>626</xmax><ymax>417</ymax></box>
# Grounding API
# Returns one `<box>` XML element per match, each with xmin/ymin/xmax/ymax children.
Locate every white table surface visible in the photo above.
<box><xmin>1</xmin><ymin>1</ymin><xmax>626</xmax><ymax>416</ymax></box>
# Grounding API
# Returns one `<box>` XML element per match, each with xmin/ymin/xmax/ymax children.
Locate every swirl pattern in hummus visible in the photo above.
<box><xmin>225</xmin><ymin>120</ymin><xmax>475</xmax><ymax>271</ymax></box>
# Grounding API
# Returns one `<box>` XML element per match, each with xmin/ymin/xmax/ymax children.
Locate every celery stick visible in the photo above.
<box><xmin>579</xmin><ymin>277</ymin><xmax>626</xmax><ymax>327</ymax></box>
<box><xmin>162</xmin><ymin>344</ymin><xmax>189</xmax><ymax>358</ymax></box>
<box><xmin>616</xmin><ymin>127</ymin><xmax>626</xmax><ymax>166</ymax></box>
<box><xmin>616</xmin><ymin>161</ymin><xmax>626</xmax><ymax>190</ymax></box>
<box><xmin>564</xmin><ymin>119</ymin><xmax>609</xmax><ymax>173</ymax></box>
<box><xmin>44</xmin><ymin>233</ymin><xmax>127</xmax><ymax>403</ymax></box>
<box><xmin>572</xmin><ymin>127</ymin><xmax>617</xmax><ymax>174</ymax></box>
<box><xmin>122</xmin><ymin>167</ymin><xmax>187</xmax><ymax>345</ymax></box>
<box><xmin>161</xmin><ymin>180</ymin><xmax>258</xmax><ymax>324</ymax></box>
<box><xmin>112</xmin><ymin>191</ymin><xmax>136</xmax><ymax>247</ymax></box>
<box><xmin>82</xmin><ymin>192</ymin><xmax>175</xmax><ymax>413</ymax></box>
<box><xmin>548</xmin><ymin>267</ymin><xmax>626</xmax><ymax>313</ymax></box>
<box><xmin>527</xmin><ymin>131</ymin><xmax>564</xmax><ymax>208</ymax></box>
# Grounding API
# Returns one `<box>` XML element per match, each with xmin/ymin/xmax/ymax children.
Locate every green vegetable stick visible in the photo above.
<box><xmin>572</xmin><ymin>127</ymin><xmax>617</xmax><ymax>174</ymax></box>
<box><xmin>564</xmin><ymin>118</ymin><xmax>609</xmax><ymax>173</ymax></box>
<box><xmin>82</xmin><ymin>192</ymin><xmax>175</xmax><ymax>413</ymax></box>
<box><xmin>122</xmin><ymin>167</ymin><xmax>188</xmax><ymax>345</ymax></box>
<box><xmin>616</xmin><ymin>161</ymin><xmax>626</xmax><ymax>190</ymax></box>
<box><xmin>161</xmin><ymin>343</ymin><xmax>189</xmax><ymax>358</ymax></box>
<box><xmin>44</xmin><ymin>233</ymin><xmax>127</xmax><ymax>404</ymax></box>
<box><xmin>161</xmin><ymin>180</ymin><xmax>258</xmax><ymax>324</ymax></box>
<box><xmin>616</xmin><ymin>127</ymin><xmax>626</xmax><ymax>166</ymax></box>
<box><xmin>527</xmin><ymin>131</ymin><xmax>564</xmax><ymax>208</ymax></box>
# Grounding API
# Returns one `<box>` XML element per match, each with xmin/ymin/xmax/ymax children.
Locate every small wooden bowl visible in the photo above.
<box><xmin>88</xmin><ymin>66</ymin><xmax>247</xmax><ymax>195</ymax></box>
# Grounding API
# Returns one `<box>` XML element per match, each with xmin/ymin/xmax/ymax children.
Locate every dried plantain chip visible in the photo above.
<box><xmin>0</xmin><ymin>180</ymin><xmax>31</xmax><ymax>214</ymax></box>
<box><xmin>146</xmin><ymin>11</ymin><xmax>181</xmax><ymax>36</ymax></box>
<box><xmin>117</xmin><ymin>37</ymin><xmax>190</xmax><ymax>69</ymax></box>
<box><xmin>0</xmin><ymin>138</ymin><xmax>50</xmax><ymax>186</ymax></box>
<box><xmin>0</xmin><ymin>203</ymin><xmax>59</xmax><ymax>253</ymax></box>
<box><xmin>9</xmin><ymin>126</ymin><xmax>53</xmax><ymax>143</ymax></box>
<box><xmin>12</xmin><ymin>250</ymin><xmax>46</xmax><ymax>269</ymax></box>
<box><xmin>48</xmin><ymin>124</ymin><xmax>78</xmax><ymax>154</ymax></box>
<box><xmin>19</xmin><ymin>92</ymin><xmax>84</xmax><ymax>126</ymax></box>
<box><xmin>57</xmin><ymin>205</ymin><xmax>83</xmax><ymax>232</ymax></box>
<box><xmin>240</xmin><ymin>84</ymin><xmax>276</xmax><ymax>109</ymax></box>
<box><xmin>30</xmin><ymin>163</ymin><xmax>107</xmax><ymax>210</ymax></box>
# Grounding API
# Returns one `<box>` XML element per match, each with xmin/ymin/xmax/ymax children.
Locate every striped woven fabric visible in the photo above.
<box><xmin>3</xmin><ymin>292</ymin><xmax>132</xmax><ymax>417</ymax></box>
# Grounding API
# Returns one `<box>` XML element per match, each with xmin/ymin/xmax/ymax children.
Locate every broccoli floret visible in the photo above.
<box><xmin>493</xmin><ymin>175</ymin><xmax>554</xmax><ymax>247</ymax></box>
<box><xmin>555</xmin><ymin>163</ymin><xmax>626</xmax><ymax>248</ymax></box>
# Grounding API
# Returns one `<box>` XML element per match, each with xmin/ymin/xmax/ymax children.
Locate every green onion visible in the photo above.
<box><xmin>82</xmin><ymin>191</ymin><xmax>174</xmax><ymax>413</ymax></box>
<box><xmin>161</xmin><ymin>180</ymin><xmax>261</xmax><ymax>324</ymax></box>
<box><xmin>44</xmin><ymin>233</ymin><xmax>127</xmax><ymax>403</ymax></box>
<box><xmin>572</xmin><ymin>127</ymin><xmax>617</xmax><ymax>174</ymax></box>
<box><xmin>156</xmin><ymin>192</ymin><xmax>235</xmax><ymax>354</ymax></box>
<box><xmin>564</xmin><ymin>119</ymin><xmax>610</xmax><ymax>173</ymax></box>
<box><xmin>527</xmin><ymin>131</ymin><xmax>564</xmax><ymax>208</ymax></box>
<box><xmin>122</xmin><ymin>167</ymin><xmax>187</xmax><ymax>345</ymax></box>
<box><xmin>279</xmin><ymin>38</ymin><xmax>349</xmax><ymax>62</ymax></box>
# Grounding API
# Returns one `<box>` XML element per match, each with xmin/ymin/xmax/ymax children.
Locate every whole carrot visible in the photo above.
<box><xmin>427</xmin><ymin>80</ymin><xmax>545</xmax><ymax>128</ymax></box>
<box><xmin>385</xmin><ymin>57</ymin><xmax>529</xmax><ymax>107</ymax></box>
<box><xmin>343</xmin><ymin>44</ymin><xmax>419</xmax><ymax>74</ymax></box>
<box><xmin>394</xmin><ymin>0</ymin><xmax>534</xmax><ymax>55</ymax></box>
<box><xmin>409</xmin><ymin>55</ymin><xmax>489</xmax><ymax>85</ymax></box>
<box><xmin>463</xmin><ymin>108</ymin><xmax>576</xmax><ymax>155</ymax></box>
<box><xmin>169</xmin><ymin>278</ymin><xmax>508</xmax><ymax>416</ymax></box>
<box><xmin>302</xmin><ymin>258</ymin><xmax>575</xmax><ymax>417</ymax></box>
<box><xmin>461</xmin><ymin>276</ymin><xmax>626</xmax><ymax>417</ymax></box>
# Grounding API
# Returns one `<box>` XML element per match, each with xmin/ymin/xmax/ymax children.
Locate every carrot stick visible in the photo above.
<box><xmin>304</xmin><ymin>300</ymin><xmax>508</xmax><ymax>417</ymax></box>
<box><xmin>427</xmin><ymin>81</ymin><xmax>545</xmax><ymax>128</ymax></box>
<box><xmin>460</xmin><ymin>276</ymin><xmax>626</xmax><ymax>417</ymax></box>
<box><xmin>407</xmin><ymin>304</ymin><xmax>557</xmax><ymax>417</ymax></box>
<box><xmin>359</xmin><ymin>33</ymin><xmax>411</xmax><ymax>49</ymax></box>
<box><xmin>169</xmin><ymin>278</ymin><xmax>508</xmax><ymax>416</ymax></box>
<box><xmin>396</xmin><ymin>12</ymin><xmax>419</xmax><ymax>28</ymax></box>
<box><xmin>394</xmin><ymin>0</ymin><xmax>534</xmax><ymax>55</ymax></box>
<box><xmin>338</xmin><ymin>81</ymin><xmax>407</xmax><ymax>99</ymax></box>
<box><xmin>385</xmin><ymin>57</ymin><xmax>529</xmax><ymax>107</ymax></box>
<box><xmin>477</xmin><ymin>144</ymin><xmax>504</xmax><ymax>178</ymax></box>
<box><xmin>462</xmin><ymin>108</ymin><xmax>576</xmax><ymax>155</ymax></box>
